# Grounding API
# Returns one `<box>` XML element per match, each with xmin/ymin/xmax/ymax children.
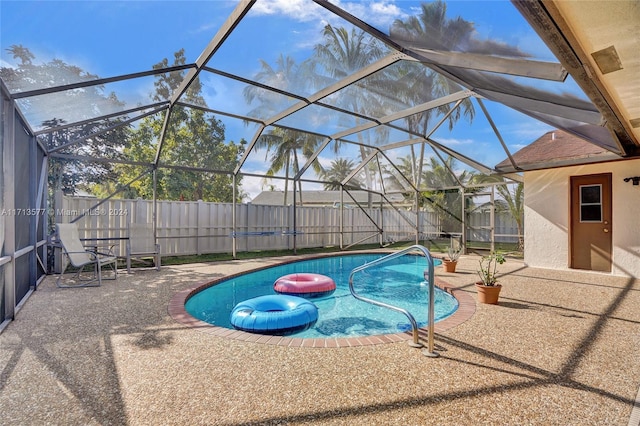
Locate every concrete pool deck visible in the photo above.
<box><xmin>1</xmin><ymin>253</ymin><xmax>639</xmax><ymax>425</ymax></box>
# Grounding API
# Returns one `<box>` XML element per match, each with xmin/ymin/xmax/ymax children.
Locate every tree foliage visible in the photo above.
<box><xmin>243</xmin><ymin>55</ymin><xmax>323</xmax><ymax>205</ymax></box>
<box><xmin>1</xmin><ymin>45</ymin><xmax>128</xmax><ymax>195</ymax></box>
<box><xmin>420</xmin><ymin>156</ymin><xmax>477</xmax><ymax>233</ymax></box>
<box><xmin>473</xmin><ymin>175</ymin><xmax>525</xmax><ymax>250</ymax></box>
<box><xmin>255</xmin><ymin>128</ymin><xmax>324</xmax><ymax>205</ymax></box>
<box><xmin>319</xmin><ymin>158</ymin><xmax>362</xmax><ymax>190</ymax></box>
<box><xmin>2</xmin><ymin>45</ymin><xmax>245</xmax><ymax>202</ymax></box>
<box><xmin>116</xmin><ymin>49</ymin><xmax>246</xmax><ymax>202</ymax></box>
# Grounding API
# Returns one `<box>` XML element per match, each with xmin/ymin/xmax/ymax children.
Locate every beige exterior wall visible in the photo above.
<box><xmin>524</xmin><ymin>158</ymin><xmax>640</xmax><ymax>277</ymax></box>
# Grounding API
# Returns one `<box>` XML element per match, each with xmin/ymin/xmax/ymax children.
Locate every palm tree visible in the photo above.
<box><xmin>319</xmin><ymin>158</ymin><xmax>361</xmax><ymax>190</ymax></box>
<box><xmin>388</xmin><ymin>2</ymin><xmax>530</xmax><ymax>244</ymax></box>
<box><xmin>258</xmin><ymin>128</ymin><xmax>324</xmax><ymax>205</ymax></box>
<box><xmin>243</xmin><ymin>55</ymin><xmax>323</xmax><ymax>205</ymax></box>
<box><xmin>388</xmin><ymin>1</ymin><xmax>477</xmax><ymax>192</ymax></box>
<box><xmin>473</xmin><ymin>175</ymin><xmax>525</xmax><ymax>250</ymax></box>
<box><xmin>383</xmin><ymin>154</ymin><xmax>421</xmax><ymax>194</ymax></box>
<box><xmin>391</xmin><ymin>1</ymin><xmax>528</xmax><ymax>59</ymax></box>
<box><xmin>421</xmin><ymin>156</ymin><xmax>477</xmax><ymax>233</ymax></box>
<box><xmin>497</xmin><ymin>182</ymin><xmax>525</xmax><ymax>250</ymax></box>
<box><xmin>243</xmin><ymin>54</ymin><xmax>307</xmax><ymax>118</ymax></box>
<box><xmin>310</xmin><ymin>25</ymin><xmax>388</xmax><ymax>192</ymax></box>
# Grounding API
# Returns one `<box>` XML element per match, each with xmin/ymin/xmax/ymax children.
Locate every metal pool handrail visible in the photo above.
<box><xmin>348</xmin><ymin>245</ymin><xmax>439</xmax><ymax>357</ymax></box>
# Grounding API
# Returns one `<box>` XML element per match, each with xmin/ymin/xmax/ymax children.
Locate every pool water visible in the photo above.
<box><xmin>185</xmin><ymin>253</ymin><xmax>458</xmax><ymax>339</ymax></box>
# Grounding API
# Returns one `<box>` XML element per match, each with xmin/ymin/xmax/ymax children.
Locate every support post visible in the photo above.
<box><xmin>415</xmin><ymin>188</ymin><xmax>420</xmax><ymax>245</ymax></box>
<box><xmin>292</xmin><ymin>185</ymin><xmax>297</xmax><ymax>255</ymax></box>
<box><xmin>490</xmin><ymin>185</ymin><xmax>495</xmax><ymax>253</ymax></box>
<box><xmin>152</xmin><ymin>168</ymin><xmax>158</xmax><ymax>243</ymax></box>
<box><xmin>232</xmin><ymin>174</ymin><xmax>237</xmax><ymax>259</ymax></box>
<box><xmin>2</xmin><ymin>93</ymin><xmax>16</xmax><ymax>321</ymax></box>
<box><xmin>461</xmin><ymin>187</ymin><xmax>466</xmax><ymax>254</ymax></box>
<box><xmin>339</xmin><ymin>187</ymin><xmax>344</xmax><ymax>249</ymax></box>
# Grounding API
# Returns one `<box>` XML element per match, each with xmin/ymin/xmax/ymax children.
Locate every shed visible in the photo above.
<box><xmin>498</xmin><ymin>130</ymin><xmax>640</xmax><ymax>277</ymax></box>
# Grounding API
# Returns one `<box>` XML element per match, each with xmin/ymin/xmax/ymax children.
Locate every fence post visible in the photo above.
<box><xmin>232</xmin><ymin>200</ymin><xmax>237</xmax><ymax>259</ymax></box>
<box><xmin>339</xmin><ymin>188</ymin><xmax>344</xmax><ymax>249</ymax></box>
<box><xmin>415</xmin><ymin>189</ymin><xmax>420</xmax><ymax>245</ymax></box>
<box><xmin>52</xmin><ymin>192</ymin><xmax>66</xmax><ymax>274</ymax></box>
<box><xmin>379</xmin><ymin>199</ymin><xmax>384</xmax><ymax>246</ymax></box>
<box><xmin>490</xmin><ymin>186</ymin><xmax>495</xmax><ymax>253</ymax></box>
<box><xmin>197</xmin><ymin>199</ymin><xmax>203</xmax><ymax>256</ymax></box>
<box><xmin>461</xmin><ymin>187</ymin><xmax>466</xmax><ymax>254</ymax></box>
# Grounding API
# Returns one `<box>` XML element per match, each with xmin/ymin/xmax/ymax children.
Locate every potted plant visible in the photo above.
<box><xmin>443</xmin><ymin>242</ymin><xmax>462</xmax><ymax>273</ymax></box>
<box><xmin>475</xmin><ymin>252</ymin><xmax>506</xmax><ymax>304</ymax></box>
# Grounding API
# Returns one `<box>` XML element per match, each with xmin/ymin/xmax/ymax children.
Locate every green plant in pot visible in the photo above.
<box><xmin>475</xmin><ymin>253</ymin><xmax>506</xmax><ymax>304</ymax></box>
<box><xmin>443</xmin><ymin>237</ymin><xmax>462</xmax><ymax>273</ymax></box>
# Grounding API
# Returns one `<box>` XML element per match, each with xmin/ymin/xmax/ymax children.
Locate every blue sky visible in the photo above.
<box><xmin>1</xmin><ymin>0</ymin><xmax>583</xmax><ymax>199</ymax></box>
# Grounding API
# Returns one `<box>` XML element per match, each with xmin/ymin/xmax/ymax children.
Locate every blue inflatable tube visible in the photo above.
<box><xmin>229</xmin><ymin>295</ymin><xmax>318</xmax><ymax>335</ymax></box>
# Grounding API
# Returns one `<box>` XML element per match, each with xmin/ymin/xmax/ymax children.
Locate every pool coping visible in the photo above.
<box><xmin>169</xmin><ymin>270</ymin><xmax>476</xmax><ymax>348</ymax></box>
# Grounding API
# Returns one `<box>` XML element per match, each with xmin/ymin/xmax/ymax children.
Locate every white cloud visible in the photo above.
<box><xmin>241</xmin><ymin>175</ymin><xmax>277</xmax><ymax>201</ymax></box>
<box><xmin>331</xmin><ymin>0</ymin><xmax>406</xmax><ymax>27</ymax></box>
<box><xmin>251</xmin><ymin>0</ymin><xmax>325</xmax><ymax>21</ymax></box>
<box><xmin>200</xmin><ymin>73</ymin><xmax>245</xmax><ymax>115</ymax></box>
<box><xmin>436</xmin><ymin>137</ymin><xmax>475</xmax><ymax>146</ymax></box>
<box><xmin>499</xmin><ymin>120</ymin><xmax>554</xmax><ymax>144</ymax></box>
<box><xmin>251</xmin><ymin>0</ymin><xmax>406</xmax><ymax>29</ymax></box>
<box><xmin>316</xmin><ymin>155</ymin><xmax>333</xmax><ymax>169</ymax></box>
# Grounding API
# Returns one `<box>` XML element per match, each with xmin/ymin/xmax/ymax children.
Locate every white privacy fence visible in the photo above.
<box><xmin>57</xmin><ymin>196</ymin><xmax>520</xmax><ymax>258</ymax></box>
<box><xmin>466</xmin><ymin>211</ymin><xmax>523</xmax><ymax>243</ymax></box>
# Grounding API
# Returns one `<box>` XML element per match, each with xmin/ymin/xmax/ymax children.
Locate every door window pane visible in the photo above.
<box><xmin>580</xmin><ymin>184</ymin><xmax>602</xmax><ymax>222</ymax></box>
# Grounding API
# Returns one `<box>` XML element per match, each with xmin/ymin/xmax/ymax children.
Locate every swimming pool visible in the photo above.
<box><xmin>185</xmin><ymin>253</ymin><xmax>459</xmax><ymax>339</ymax></box>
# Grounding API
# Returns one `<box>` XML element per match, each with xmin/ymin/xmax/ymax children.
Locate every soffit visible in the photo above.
<box><xmin>556</xmin><ymin>0</ymin><xmax>640</xmax><ymax>144</ymax></box>
<box><xmin>516</xmin><ymin>0</ymin><xmax>640</xmax><ymax>154</ymax></box>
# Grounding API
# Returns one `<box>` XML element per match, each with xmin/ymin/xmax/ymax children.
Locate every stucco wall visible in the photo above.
<box><xmin>524</xmin><ymin>159</ymin><xmax>640</xmax><ymax>277</ymax></box>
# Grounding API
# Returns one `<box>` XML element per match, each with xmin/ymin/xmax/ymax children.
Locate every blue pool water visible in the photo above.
<box><xmin>185</xmin><ymin>253</ymin><xmax>458</xmax><ymax>338</ymax></box>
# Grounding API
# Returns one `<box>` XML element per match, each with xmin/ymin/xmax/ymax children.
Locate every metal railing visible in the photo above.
<box><xmin>348</xmin><ymin>245</ymin><xmax>439</xmax><ymax>357</ymax></box>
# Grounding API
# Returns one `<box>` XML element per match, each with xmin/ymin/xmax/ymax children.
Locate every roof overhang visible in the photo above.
<box><xmin>513</xmin><ymin>0</ymin><xmax>640</xmax><ymax>157</ymax></box>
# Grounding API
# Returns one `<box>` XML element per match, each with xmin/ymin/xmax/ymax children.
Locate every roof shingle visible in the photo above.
<box><xmin>496</xmin><ymin>130</ymin><xmax>617</xmax><ymax>172</ymax></box>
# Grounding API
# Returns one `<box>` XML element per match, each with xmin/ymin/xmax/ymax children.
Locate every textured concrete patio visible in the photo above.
<box><xmin>1</xmin><ymin>253</ymin><xmax>639</xmax><ymax>425</ymax></box>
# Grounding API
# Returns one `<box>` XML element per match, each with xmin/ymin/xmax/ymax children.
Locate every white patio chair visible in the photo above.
<box><xmin>126</xmin><ymin>222</ymin><xmax>161</xmax><ymax>273</ymax></box>
<box><xmin>56</xmin><ymin>223</ymin><xmax>118</xmax><ymax>288</ymax></box>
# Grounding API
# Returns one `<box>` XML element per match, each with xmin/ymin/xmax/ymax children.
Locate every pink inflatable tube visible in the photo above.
<box><xmin>274</xmin><ymin>273</ymin><xmax>336</xmax><ymax>298</ymax></box>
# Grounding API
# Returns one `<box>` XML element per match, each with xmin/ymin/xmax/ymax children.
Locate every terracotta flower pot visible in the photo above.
<box><xmin>475</xmin><ymin>282</ymin><xmax>502</xmax><ymax>304</ymax></box>
<box><xmin>443</xmin><ymin>259</ymin><xmax>458</xmax><ymax>273</ymax></box>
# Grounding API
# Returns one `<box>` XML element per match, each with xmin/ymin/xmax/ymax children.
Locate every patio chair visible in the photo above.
<box><xmin>56</xmin><ymin>223</ymin><xmax>118</xmax><ymax>288</ymax></box>
<box><xmin>126</xmin><ymin>222</ymin><xmax>161</xmax><ymax>273</ymax></box>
